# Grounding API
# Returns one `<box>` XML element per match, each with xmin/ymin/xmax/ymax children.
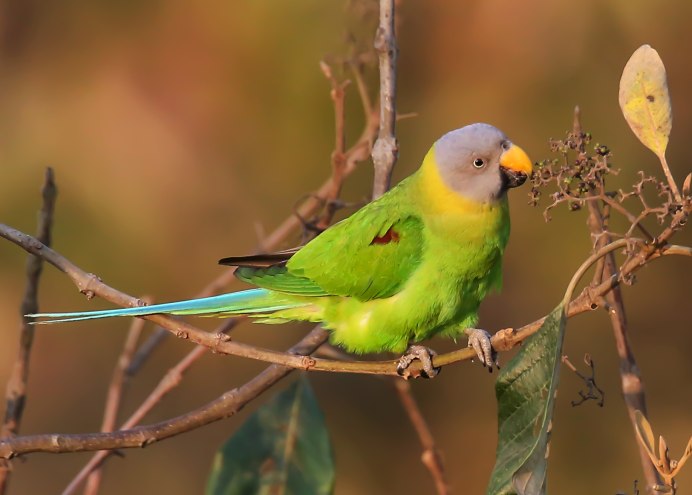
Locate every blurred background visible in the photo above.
<box><xmin>0</xmin><ymin>0</ymin><xmax>690</xmax><ymax>493</ymax></box>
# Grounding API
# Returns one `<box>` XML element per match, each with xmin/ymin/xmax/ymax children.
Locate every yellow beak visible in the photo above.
<box><xmin>500</xmin><ymin>144</ymin><xmax>533</xmax><ymax>175</ymax></box>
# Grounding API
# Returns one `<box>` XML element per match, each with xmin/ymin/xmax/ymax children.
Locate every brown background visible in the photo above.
<box><xmin>0</xmin><ymin>1</ymin><xmax>690</xmax><ymax>493</ymax></box>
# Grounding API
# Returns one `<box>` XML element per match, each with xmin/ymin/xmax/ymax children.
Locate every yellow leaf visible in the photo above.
<box><xmin>619</xmin><ymin>45</ymin><xmax>672</xmax><ymax>159</ymax></box>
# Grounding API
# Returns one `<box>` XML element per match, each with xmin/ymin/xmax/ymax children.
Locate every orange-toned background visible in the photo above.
<box><xmin>1</xmin><ymin>1</ymin><xmax>690</xmax><ymax>494</ymax></box>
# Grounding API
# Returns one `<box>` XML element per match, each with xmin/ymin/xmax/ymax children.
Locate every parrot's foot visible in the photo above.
<box><xmin>396</xmin><ymin>345</ymin><xmax>440</xmax><ymax>379</ymax></box>
<box><xmin>465</xmin><ymin>328</ymin><xmax>499</xmax><ymax>372</ymax></box>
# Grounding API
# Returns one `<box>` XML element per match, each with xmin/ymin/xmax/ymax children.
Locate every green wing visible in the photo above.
<box><xmin>232</xmin><ymin>180</ymin><xmax>425</xmax><ymax>301</ymax></box>
<box><xmin>234</xmin><ymin>264</ymin><xmax>329</xmax><ymax>296</ymax></box>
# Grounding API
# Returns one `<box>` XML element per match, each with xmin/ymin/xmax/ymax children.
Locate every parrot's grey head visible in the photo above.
<box><xmin>433</xmin><ymin>123</ymin><xmax>533</xmax><ymax>204</ymax></box>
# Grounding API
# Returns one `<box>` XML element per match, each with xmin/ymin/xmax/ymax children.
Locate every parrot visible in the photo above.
<box><xmin>29</xmin><ymin>123</ymin><xmax>532</xmax><ymax>377</ymax></box>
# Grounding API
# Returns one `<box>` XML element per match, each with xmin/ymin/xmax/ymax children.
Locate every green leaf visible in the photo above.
<box><xmin>619</xmin><ymin>44</ymin><xmax>672</xmax><ymax>159</ymax></box>
<box><xmin>486</xmin><ymin>305</ymin><xmax>567</xmax><ymax>495</ymax></box>
<box><xmin>206</xmin><ymin>377</ymin><xmax>334</xmax><ymax>495</ymax></box>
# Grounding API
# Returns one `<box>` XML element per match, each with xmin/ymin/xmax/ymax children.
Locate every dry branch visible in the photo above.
<box><xmin>0</xmin><ymin>328</ymin><xmax>328</xmax><ymax>458</ymax></box>
<box><xmin>0</xmin><ymin>168</ymin><xmax>56</xmax><ymax>493</ymax></box>
<box><xmin>63</xmin><ymin>318</ymin><xmax>239</xmax><ymax>495</ymax></box>
<box><xmin>371</xmin><ymin>0</ymin><xmax>398</xmax><ymax>199</ymax></box>
<box><xmin>575</xmin><ymin>121</ymin><xmax>664</xmax><ymax>491</ymax></box>
<box><xmin>83</xmin><ymin>313</ymin><xmax>146</xmax><ymax>495</ymax></box>
<box><xmin>394</xmin><ymin>381</ymin><xmax>449</xmax><ymax>495</ymax></box>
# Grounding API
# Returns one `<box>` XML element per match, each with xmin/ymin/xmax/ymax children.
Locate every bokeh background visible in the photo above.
<box><xmin>1</xmin><ymin>1</ymin><xmax>690</xmax><ymax>493</ymax></box>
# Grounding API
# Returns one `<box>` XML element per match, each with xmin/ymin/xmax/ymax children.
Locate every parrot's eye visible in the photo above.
<box><xmin>473</xmin><ymin>158</ymin><xmax>485</xmax><ymax>168</ymax></box>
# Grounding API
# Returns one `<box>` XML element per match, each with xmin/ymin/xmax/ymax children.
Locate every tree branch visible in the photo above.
<box><xmin>261</xmin><ymin>62</ymin><xmax>379</xmax><ymax>249</ymax></box>
<box><xmin>83</xmin><ymin>313</ymin><xmax>146</xmax><ymax>495</ymax></box>
<box><xmin>0</xmin><ymin>168</ymin><xmax>56</xmax><ymax>493</ymax></box>
<box><xmin>393</xmin><ymin>380</ymin><xmax>449</xmax><ymax>495</ymax></box>
<box><xmin>62</xmin><ymin>317</ymin><xmax>239</xmax><ymax>495</ymax></box>
<box><xmin>0</xmin><ymin>328</ymin><xmax>328</xmax><ymax>458</ymax></box>
<box><xmin>574</xmin><ymin>108</ymin><xmax>663</xmax><ymax>493</ymax></box>
<box><xmin>371</xmin><ymin>0</ymin><xmax>398</xmax><ymax>199</ymax></box>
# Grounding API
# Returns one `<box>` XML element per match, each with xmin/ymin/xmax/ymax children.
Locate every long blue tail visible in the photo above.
<box><xmin>28</xmin><ymin>289</ymin><xmax>304</xmax><ymax>324</ymax></box>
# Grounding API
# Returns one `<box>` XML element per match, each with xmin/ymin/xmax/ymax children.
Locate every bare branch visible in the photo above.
<box><xmin>659</xmin><ymin>154</ymin><xmax>682</xmax><ymax>204</ymax></box>
<box><xmin>566</xmin><ymin>107</ymin><xmax>665</xmax><ymax>492</ymax></box>
<box><xmin>561</xmin><ymin>354</ymin><xmax>604</xmax><ymax>407</ymax></box>
<box><xmin>0</xmin><ymin>328</ymin><xmax>328</xmax><ymax>458</ymax></box>
<box><xmin>83</xmin><ymin>312</ymin><xmax>146</xmax><ymax>495</ymax></box>
<box><xmin>0</xmin><ymin>168</ymin><xmax>57</xmax><ymax>493</ymax></box>
<box><xmin>261</xmin><ymin>62</ymin><xmax>379</xmax><ymax>249</ymax></box>
<box><xmin>393</xmin><ymin>381</ymin><xmax>449</xmax><ymax>495</ymax></box>
<box><xmin>586</xmin><ymin>177</ymin><xmax>663</xmax><ymax>493</ymax></box>
<box><xmin>63</xmin><ymin>318</ymin><xmax>238</xmax><ymax>495</ymax></box>
<box><xmin>371</xmin><ymin>0</ymin><xmax>398</xmax><ymax>199</ymax></box>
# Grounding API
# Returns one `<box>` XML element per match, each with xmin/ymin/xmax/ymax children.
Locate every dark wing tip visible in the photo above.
<box><xmin>218</xmin><ymin>248</ymin><xmax>301</xmax><ymax>268</ymax></box>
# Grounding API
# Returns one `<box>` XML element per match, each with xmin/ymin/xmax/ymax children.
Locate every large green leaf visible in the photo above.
<box><xmin>486</xmin><ymin>305</ymin><xmax>567</xmax><ymax>495</ymax></box>
<box><xmin>206</xmin><ymin>377</ymin><xmax>334</xmax><ymax>495</ymax></box>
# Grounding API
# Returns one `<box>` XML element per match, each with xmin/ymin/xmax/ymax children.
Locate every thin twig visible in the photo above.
<box><xmin>393</xmin><ymin>381</ymin><xmax>449</xmax><ymax>495</ymax></box>
<box><xmin>561</xmin><ymin>354</ymin><xmax>604</xmax><ymax>407</ymax></box>
<box><xmin>659</xmin><ymin>154</ymin><xmax>682</xmax><ymax>203</ymax></box>
<box><xmin>314</xmin><ymin>61</ymin><xmax>352</xmax><ymax>231</ymax></box>
<box><xmin>0</xmin><ymin>328</ymin><xmax>328</xmax><ymax>459</ymax></box>
<box><xmin>83</xmin><ymin>311</ymin><xmax>147</xmax><ymax>495</ymax></box>
<box><xmin>0</xmin><ymin>168</ymin><xmax>57</xmax><ymax>493</ymax></box>
<box><xmin>574</xmin><ymin>106</ymin><xmax>664</xmax><ymax>493</ymax></box>
<box><xmin>371</xmin><ymin>0</ymin><xmax>398</xmax><ymax>199</ymax></box>
<box><xmin>592</xmin><ymin>211</ymin><xmax>662</xmax><ymax>494</ymax></box>
<box><xmin>260</xmin><ymin>95</ymin><xmax>378</xmax><ymax>250</ymax></box>
<box><xmin>63</xmin><ymin>318</ymin><xmax>238</xmax><ymax>495</ymax></box>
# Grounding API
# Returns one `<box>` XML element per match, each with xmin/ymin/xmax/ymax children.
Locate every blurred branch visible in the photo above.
<box><xmin>0</xmin><ymin>328</ymin><xmax>328</xmax><ymax>458</ymax></box>
<box><xmin>573</xmin><ymin>108</ymin><xmax>663</xmax><ymax>493</ymax></box>
<box><xmin>261</xmin><ymin>60</ymin><xmax>379</xmax><ymax>249</ymax></box>
<box><xmin>393</xmin><ymin>381</ymin><xmax>449</xmax><ymax>495</ymax></box>
<box><xmin>63</xmin><ymin>318</ymin><xmax>238</xmax><ymax>495</ymax></box>
<box><xmin>83</xmin><ymin>312</ymin><xmax>146</xmax><ymax>495</ymax></box>
<box><xmin>371</xmin><ymin>0</ymin><xmax>398</xmax><ymax>199</ymax></box>
<box><xmin>0</xmin><ymin>168</ymin><xmax>56</xmax><ymax>494</ymax></box>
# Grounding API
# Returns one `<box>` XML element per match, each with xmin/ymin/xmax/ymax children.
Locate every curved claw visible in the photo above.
<box><xmin>396</xmin><ymin>345</ymin><xmax>440</xmax><ymax>379</ymax></box>
<box><xmin>465</xmin><ymin>328</ymin><xmax>499</xmax><ymax>372</ymax></box>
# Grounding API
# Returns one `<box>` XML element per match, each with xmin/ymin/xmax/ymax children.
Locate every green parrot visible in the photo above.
<box><xmin>29</xmin><ymin>123</ymin><xmax>532</xmax><ymax>376</ymax></box>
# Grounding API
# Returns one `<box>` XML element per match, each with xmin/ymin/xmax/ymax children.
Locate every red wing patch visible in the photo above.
<box><xmin>370</xmin><ymin>227</ymin><xmax>400</xmax><ymax>245</ymax></box>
